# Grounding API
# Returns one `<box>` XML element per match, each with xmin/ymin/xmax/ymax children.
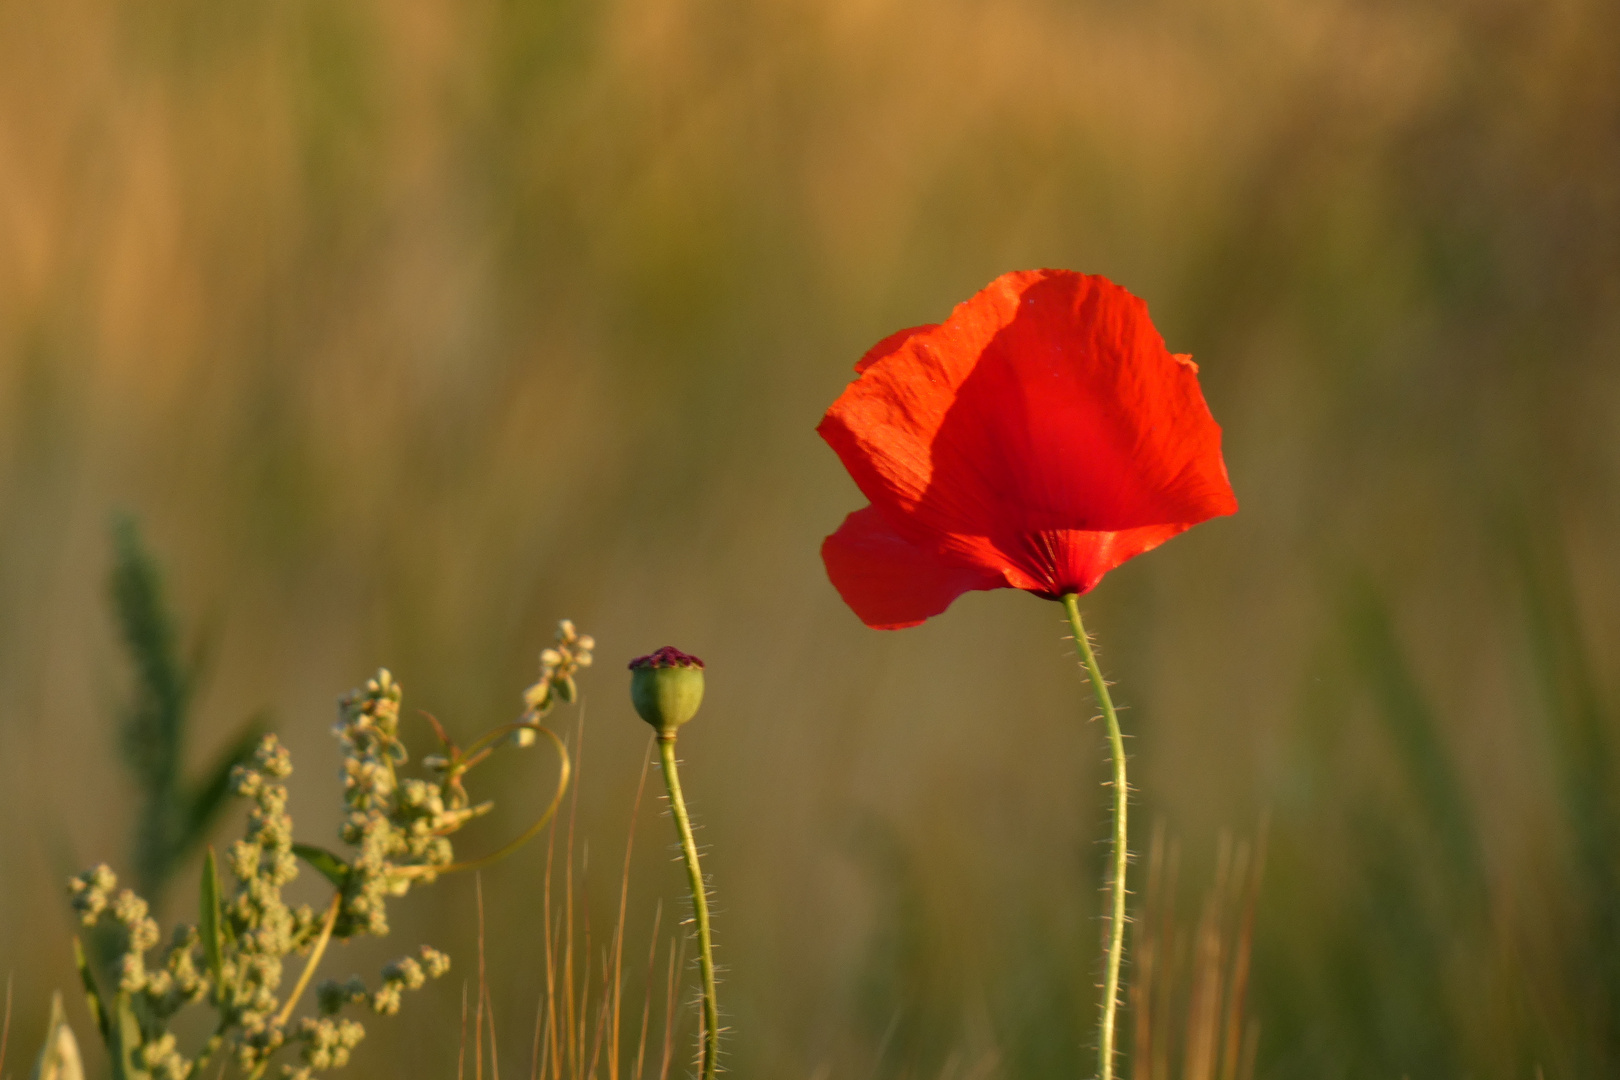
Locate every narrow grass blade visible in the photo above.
<box><xmin>110</xmin><ymin>993</ymin><xmax>152</xmax><ymax>1080</ymax></box>
<box><xmin>199</xmin><ymin>847</ymin><xmax>226</xmax><ymax>983</ymax></box>
<box><xmin>69</xmin><ymin>939</ymin><xmax>108</xmax><ymax>1049</ymax></box>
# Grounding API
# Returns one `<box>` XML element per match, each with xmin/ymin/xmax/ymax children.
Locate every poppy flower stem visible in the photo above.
<box><xmin>1062</xmin><ymin>592</ymin><xmax>1128</xmax><ymax>1080</ymax></box>
<box><xmin>658</xmin><ymin>733</ymin><xmax>720</xmax><ymax>1080</ymax></box>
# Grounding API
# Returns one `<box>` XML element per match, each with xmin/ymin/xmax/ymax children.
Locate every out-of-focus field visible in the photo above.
<box><xmin>2</xmin><ymin>0</ymin><xmax>1618</xmax><ymax>1076</ymax></box>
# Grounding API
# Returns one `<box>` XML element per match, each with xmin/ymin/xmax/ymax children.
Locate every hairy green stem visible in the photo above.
<box><xmin>1063</xmin><ymin>593</ymin><xmax>1128</xmax><ymax>1080</ymax></box>
<box><xmin>658</xmin><ymin>734</ymin><xmax>719</xmax><ymax>1080</ymax></box>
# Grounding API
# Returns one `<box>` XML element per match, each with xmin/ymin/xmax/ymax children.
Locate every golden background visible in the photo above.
<box><xmin>2</xmin><ymin>0</ymin><xmax>1617</xmax><ymax>1075</ymax></box>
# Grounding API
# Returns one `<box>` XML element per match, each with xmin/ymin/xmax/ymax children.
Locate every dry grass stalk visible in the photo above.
<box><xmin>1</xmin><ymin>973</ymin><xmax>12</xmax><ymax>1078</ymax></box>
<box><xmin>1131</xmin><ymin>824</ymin><xmax>1265</xmax><ymax>1080</ymax></box>
<box><xmin>464</xmin><ymin>724</ymin><xmax>689</xmax><ymax>1080</ymax></box>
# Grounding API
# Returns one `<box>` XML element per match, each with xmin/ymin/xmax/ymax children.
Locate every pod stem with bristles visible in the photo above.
<box><xmin>658</xmin><ymin>733</ymin><xmax>720</xmax><ymax>1079</ymax></box>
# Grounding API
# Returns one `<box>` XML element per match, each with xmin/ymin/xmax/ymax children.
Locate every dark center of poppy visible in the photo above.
<box><xmin>628</xmin><ymin>646</ymin><xmax>705</xmax><ymax>670</ymax></box>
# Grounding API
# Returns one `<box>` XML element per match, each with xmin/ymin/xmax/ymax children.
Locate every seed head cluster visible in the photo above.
<box><xmin>70</xmin><ymin>867</ymin><xmax>209</xmax><ymax>1079</ymax></box>
<box><xmin>66</xmin><ymin>621</ymin><xmax>588</xmax><ymax>1080</ymax></box>
<box><xmin>331</xmin><ymin>669</ymin><xmax>477</xmax><ymax>939</ymax></box>
<box><xmin>524</xmin><ymin>619</ymin><xmax>595</xmax><ymax>715</ymax></box>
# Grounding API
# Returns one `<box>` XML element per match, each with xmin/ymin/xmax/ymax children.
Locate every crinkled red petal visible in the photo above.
<box><xmin>855</xmin><ymin>324</ymin><xmax>936</xmax><ymax>373</ymax></box>
<box><xmin>818</xmin><ymin>269</ymin><xmax>1236</xmax><ymax>596</ymax></box>
<box><xmin>821</xmin><ymin>505</ymin><xmax>1007</xmax><ymax>629</ymax></box>
<box><xmin>1031</xmin><ymin>523</ymin><xmax>1193</xmax><ymax>597</ymax></box>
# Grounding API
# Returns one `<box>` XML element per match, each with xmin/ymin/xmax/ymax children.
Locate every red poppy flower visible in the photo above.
<box><xmin>818</xmin><ymin>269</ymin><xmax>1237</xmax><ymax>629</ymax></box>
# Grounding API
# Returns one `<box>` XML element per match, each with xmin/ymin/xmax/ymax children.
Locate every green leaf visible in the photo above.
<box><xmin>69</xmin><ymin>938</ymin><xmax>108</xmax><ymax>1048</ymax></box>
<box><xmin>109</xmin><ymin>993</ymin><xmax>152</xmax><ymax>1080</ymax></box>
<box><xmin>199</xmin><ymin>847</ymin><xmax>226</xmax><ymax>984</ymax></box>
<box><xmin>31</xmin><ymin>991</ymin><xmax>85</xmax><ymax>1080</ymax></box>
<box><xmin>292</xmin><ymin>844</ymin><xmax>352</xmax><ymax>889</ymax></box>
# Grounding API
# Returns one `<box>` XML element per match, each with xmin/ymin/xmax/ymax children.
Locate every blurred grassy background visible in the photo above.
<box><xmin>2</xmin><ymin>0</ymin><xmax>1618</xmax><ymax>1075</ymax></box>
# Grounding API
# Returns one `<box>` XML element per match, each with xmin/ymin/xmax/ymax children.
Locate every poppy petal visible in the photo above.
<box><xmin>822</xmin><ymin>505</ymin><xmax>1007</xmax><ymax>629</ymax></box>
<box><xmin>855</xmin><ymin>324</ymin><xmax>937</xmax><ymax>373</ymax></box>
<box><xmin>1046</xmin><ymin>523</ymin><xmax>1192</xmax><ymax>596</ymax></box>
<box><xmin>818</xmin><ymin>270</ymin><xmax>1236</xmax><ymax>595</ymax></box>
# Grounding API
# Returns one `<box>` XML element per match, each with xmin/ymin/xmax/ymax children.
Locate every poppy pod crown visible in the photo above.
<box><xmin>818</xmin><ymin>269</ymin><xmax>1237</xmax><ymax>629</ymax></box>
<box><xmin>629</xmin><ymin>647</ymin><xmax>706</xmax><ymax>736</ymax></box>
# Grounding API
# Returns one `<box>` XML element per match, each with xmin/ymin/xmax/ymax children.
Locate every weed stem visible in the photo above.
<box><xmin>275</xmin><ymin>891</ymin><xmax>342</xmax><ymax>1031</ymax></box>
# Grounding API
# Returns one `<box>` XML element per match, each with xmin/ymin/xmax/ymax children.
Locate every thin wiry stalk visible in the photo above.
<box><xmin>1133</xmin><ymin>826</ymin><xmax>1265</xmax><ymax>1080</ymax></box>
<box><xmin>612</xmin><ymin>741</ymin><xmax>655</xmax><ymax>1078</ymax></box>
<box><xmin>543</xmin><ymin>803</ymin><xmax>561</xmax><ymax>1080</ymax></box>
<box><xmin>577</xmin><ymin>914</ymin><xmax>592</xmax><ymax>1075</ymax></box>
<box><xmin>1221</xmin><ymin>829</ymin><xmax>1266</xmax><ymax>1080</ymax></box>
<box><xmin>1</xmin><ymin>971</ymin><xmax>12</xmax><ymax>1077</ymax></box>
<box><xmin>659</xmin><ymin>938</ymin><xmax>687</xmax><ymax>1080</ymax></box>
<box><xmin>459</xmin><ymin>981</ymin><xmax>470</xmax><ymax>1080</ymax></box>
<box><xmin>563</xmin><ymin>828</ymin><xmax>576</xmax><ymax>1074</ymax></box>
<box><xmin>634</xmin><ymin>902</ymin><xmax>664</xmax><ymax>1080</ymax></box>
<box><xmin>1132</xmin><ymin>822</ymin><xmax>1170</xmax><ymax>1080</ymax></box>
<box><xmin>477</xmin><ymin>875</ymin><xmax>488</xmax><ymax>1080</ymax></box>
<box><xmin>584</xmin><ymin>950</ymin><xmax>606</xmax><ymax>1080</ymax></box>
<box><xmin>583</xmin><ymin>958</ymin><xmax>609</xmax><ymax>1075</ymax></box>
<box><xmin>563</xmin><ymin>714</ymin><xmax>585</xmax><ymax>1080</ymax></box>
<box><xmin>490</xmin><ymin>995</ymin><xmax>502</xmax><ymax>1080</ymax></box>
<box><xmin>521</xmin><ymin>723</ymin><xmax>683</xmax><ymax>1080</ymax></box>
<box><xmin>541</xmin><ymin>990</ymin><xmax>554</xmax><ymax>1080</ymax></box>
<box><xmin>419</xmin><ymin>724</ymin><xmax>571</xmax><ymax>879</ymax></box>
<box><xmin>1184</xmin><ymin>835</ymin><xmax>1232</xmax><ymax>1080</ymax></box>
<box><xmin>486</xmin><ymin>897</ymin><xmax>502</xmax><ymax>1080</ymax></box>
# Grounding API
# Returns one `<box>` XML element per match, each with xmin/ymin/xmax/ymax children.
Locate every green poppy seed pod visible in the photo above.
<box><xmin>628</xmin><ymin>647</ymin><xmax>706</xmax><ymax>737</ymax></box>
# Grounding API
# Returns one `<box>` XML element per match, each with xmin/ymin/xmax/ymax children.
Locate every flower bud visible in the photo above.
<box><xmin>628</xmin><ymin>647</ymin><xmax>706</xmax><ymax>737</ymax></box>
